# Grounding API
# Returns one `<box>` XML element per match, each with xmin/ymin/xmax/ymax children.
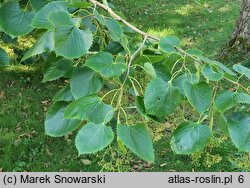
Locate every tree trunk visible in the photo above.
<box><xmin>228</xmin><ymin>0</ymin><xmax>250</xmax><ymax>53</ymax></box>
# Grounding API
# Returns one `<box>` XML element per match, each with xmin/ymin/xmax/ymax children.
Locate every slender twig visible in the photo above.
<box><xmin>127</xmin><ymin>35</ymin><xmax>148</xmax><ymax>78</ymax></box>
<box><xmin>116</xmin><ymin>36</ymin><xmax>148</xmax><ymax>112</ymax></box>
<box><xmin>224</xmin><ymin>77</ymin><xmax>250</xmax><ymax>95</ymax></box>
<box><xmin>87</xmin><ymin>0</ymin><xmax>250</xmax><ymax>95</ymax></box>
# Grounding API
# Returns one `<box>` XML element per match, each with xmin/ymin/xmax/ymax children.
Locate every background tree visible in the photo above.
<box><xmin>224</xmin><ymin>0</ymin><xmax>250</xmax><ymax>58</ymax></box>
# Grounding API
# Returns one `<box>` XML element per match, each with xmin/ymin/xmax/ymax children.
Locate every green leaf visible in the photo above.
<box><xmin>93</xmin><ymin>11</ymin><xmax>123</xmax><ymax>41</ymax></box>
<box><xmin>117</xmin><ymin>124</ymin><xmax>155</xmax><ymax>163</ymax></box>
<box><xmin>236</xmin><ymin>92</ymin><xmax>250</xmax><ymax>104</ymax></box>
<box><xmin>93</xmin><ymin>10</ymin><xmax>106</xmax><ymax>25</ymax></box>
<box><xmin>53</xmin><ymin>84</ymin><xmax>74</xmax><ymax>102</ymax></box>
<box><xmin>49</xmin><ymin>11</ymin><xmax>93</xmax><ymax>59</ymax></box>
<box><xmin>159</xmin><ymin>36</ymin><xmax>181</xmax><ymax>53</ymax></box>
<box><xmin>215</xmin><ymin>91</ymin><xmax>250</xmax><ymax>112</ymax></box>
<box><xmin>82</xmin><ymin>16</ymin><xmax>97</xmax><ymax>33</ymax></box>
<box><xmin>45</xmin><ymin>102</ymin><xmax>81</xmax><ymax>137</ymax></box>
<box><xmin>105</xmin><ymin>18</ymin><xmax>123</xmax><ymax>41</ymax></box>
<box><xmin>134</xmin><ymin>54</ymin><xmax>167</xmax><ymax>65</ymax></box>
<box><xmin>0</xmin><ymin>2</ymin><xmax>35</xmax><ymax>37</ymax></box>
<box><xmin>30</xmin><ymin>0</ymin><xmax>50</xmax><ymax>11</ymax></box>
<box><xmin>0</xmin><ymin>48</ymin><xmax>9</xmax><ymax>67</ymax></box>
<box><xmin>215</xmin><ymin>91</ymin><xmax>237</xmax><ymax>113</ymax></box>
<box><xmin>154</xmin><ymin>65</ymin><xmax>171</xmax><ymax>82</ymax></box>
<box><xmin>22</xmin><ymin>30</ymin><xmax>54</xmax><ymax>61</ymax></box>
<box><xmin>228</xmin><ymin>112</ymin><xmax>250</xmax><ymax>152</ymax></box>
<box><xmin>104</xmin><ymin>41</ymin><xmax>124</xmax><ymax>55</ymax></box>
<box><xmin>186</xmin><ymin>48</ymin><xmax>203</xmax><ymax>57</ymax></box>
<box><xmin>183</xmin><ymin>81</ymin><xmax>213</xmax><ymax>114</ymax></box>
<box><xmin>43</xmin><ymin>57</ymin><xmax>73</xmax><ymax>82</ymax></box>
<box><xmin>117</xmin><ymin>137</ymin><xmax>127</xmax><ymax>154</ymax></box>
<box><xmin>31</xmin><ymin>1</ymin><xmax>68</xmax><ymax>29</ymax></box>
<box><xmin>144</xmin><ymin>62</ymin><xmax>156</xmax><ymax>80</ymax></box>
<box><xmin>70</xmin><ymin>67</ymin><xmax>103</xmax><ymax>100</ymax></box>
<box><xmin>233</xmin><ymin>64</ymin><xmax>250</xmax><ymax>79</ymax></box>
<box><xmin>64</xmin><ymin>95</ymin><xmax>114</xmax><ymax>124</ymax></box>
<box><xmin>144</xmin><ymin>78</ymin><xmax>180</xmax><ymax>117</ymax></box>
<box><xmin>173</xmin><ymin>73</ymin><xmax>198</xmax><ymax>96</ymax></box>
<box><xmin>171</xmin><ymin>122</ymin><xmax>212</xmax><ymax>154</ymax></box>
<box><xmin>214</xmin><ymin>111</ymin><xmax>229</xmax><ymax>136</ymax></box>
<box><xmin>135</xmin><ymin>96</ymin><xmax>165</xmax><ymax>123</ymax></box>
<box><xmin>86</xmin><ymin>52</ymin><xmax>127</xmax><ymax>78</ymax></box>
<box><xmin>135</xmin><ymin>96</ymin><xmax>148</xmax><ymax>117</ymax></box>
<box><xmin>202</xmin><ymin>64</ymin><xmax>223</xmax><ymax>81</ymax></box>
<box><xmin>120</xmin><ymin>34</ymin><xmax>130</xmax><ymax>54</ymax></box>
<box><xmin>75</xmin><ymin>122</ymin><xmax>114</xmax><ymax>154</ymax></box>
<box><xmin>67</xmin><ymin>0</ymin><xmax>92</xmax><ymax>8</ymax></box>
<box><xmin>1</xmin><ymin>33</ymin><xmax>17</xmax><ymax>44</ymax></box>
<box><xmin>211</xmin><ymin>61</ymin><xmax>236</xmax><ymax>76</ymax></box>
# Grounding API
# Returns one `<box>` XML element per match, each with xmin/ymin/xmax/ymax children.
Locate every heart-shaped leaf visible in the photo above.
<box><xmin>31</xmin><ymin>1</ymin><xmax>68</xmax><ymax>29</ymax></box>
<box><xmin>144</xmin><ymin>78</ymin><xmax>180</xmax><ymax>117</ymax></box>
<box><xmin>117</xmin><ymin>124</ymin><xmax>155</xmax><ymax>163</ymax></box>
<box><xmin>75</xmin><ymin>122</ymin><xmax>114</xmax><ymax>154</ymax></box>
<box><xmin>49</xmin><ymin>11</ymin><xmax>93</xmax><ymax>59</ymax></box>
<box><xmin>135</xmin><ymin>96</ymin><xmax>165</xmax><ymax>123</ymax></box>
<box><xmin>215</xmin><ymin>91</ymin><xmax>250</xmax><ymax>112</ymax></box>
<box><xmin>64</xmin><ymin>95</ymin><xmax>114</xmax><ymax>124</ymax></box>
<box><xmin>173</xmin><ymin>73</ymin><xmax>198</xmax><ymax>96</ymax></box>
<box><xmin>0</xmin><ymin>2</ymin><xmax>35</xmax><ymax>37</ymax></box>
<box><xmin>171</xmin><ymin>122</ymin><xmax>212</xmax><ymax>154</ymax></box>
<box><xmin>70</xmin><ymin>67</ymin><xmax>103</xmax><ymax>100</ymax></box>
<box><xmin>215</xmin><ymin>91</ymin><xmax>238</xmax><ymax>112</ymax></box>
<box><xmin>183</xmin><ymin>81</ymin><xmax>213</xmax><ymax>114</ymax></box>
<box><xmin>86</xmin><ymin>52</ymin><xmax>127</xmax><ymax>78</ymax></box>
<box><xmin>210</xmin><ymin>61</ymin><xmax>236</xmax><ymax>76</ymax></box>
<box><xmin>45</xmin><ymin>102</ymin><xmax>81</xmax><ymax>137</ymax></box>
<box><xmin>202</xmin><ymin>64</ymin><xmax>223</xmax><ymax>81</ymax></box>
<box><xmin>159</xmin><ymin>36</ymin><xmax>181</xmax><ymax>53</ymax></box>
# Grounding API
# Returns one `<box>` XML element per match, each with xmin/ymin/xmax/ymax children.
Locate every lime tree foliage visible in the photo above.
<box><xmin>0</xmin><ymin>0</ymin><xmax>250</xmax><ymax>163</ymax></box>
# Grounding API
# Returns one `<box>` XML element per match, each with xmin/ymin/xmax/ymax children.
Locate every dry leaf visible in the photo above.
<box><xmin>13</xmin><ymin>138</ymin><xmax>22</xmax><ymax>147</ymax></box>
<box><xmin>81</xmin><ymin>159</ymin><xmax>92</xmax><ymax>165</ymax></box>
<box><xmin>160</xmin><ymin>163</ymin><xmax>167</xmax><ymax>167</ymax></box>
<box><xmin>0</xmin><ymin>91</ymin><xmax>5</xmax><ymax>99</ymax></box>
<box><xmin>46</xmin><ymin>148</ymin><xmax>53</xmax><ymax>156</ymax></box>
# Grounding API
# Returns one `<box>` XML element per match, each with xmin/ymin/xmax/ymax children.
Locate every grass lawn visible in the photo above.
<box><xmin>1</xmin><ymin>0</ymin><xmax>249</xmax><ymax>172</ymax></box>
<box><xmin>113</xmin><ymin>0</ymin><xmax>241</xmax><ymax>57</ymax></box>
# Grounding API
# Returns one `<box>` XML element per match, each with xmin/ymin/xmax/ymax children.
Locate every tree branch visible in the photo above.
<box><xmin>88</xmin><ymin>0</ymin><xmax>159</xmax><ymax>41</ymax></box>
<box><xmin>224</xmin><ymin>77</ymin><xmax>250</xmax><ymax>95</ymax></box>
<box><xmin>87</xmin><ymin>0</ymin><xmax>250</xmax><ymax>95</ymax></box>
